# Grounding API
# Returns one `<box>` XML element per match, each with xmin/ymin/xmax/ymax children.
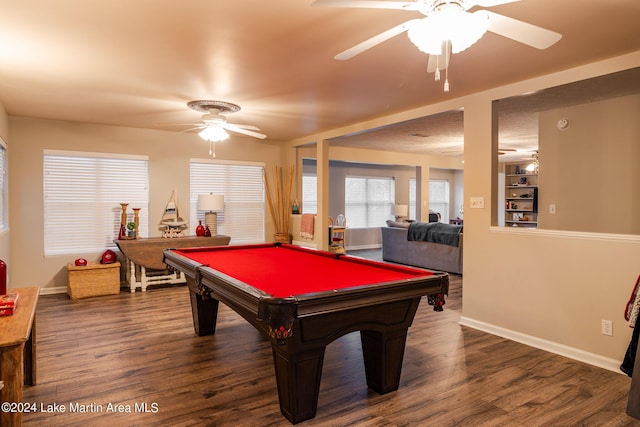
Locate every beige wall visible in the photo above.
<box><xmin>8</xmin><ymin>117</ymin><xmax>281</xmax><ymax>291</ymax></box>
<box><xmin>293</xmin><ymin>52</ymin><xmax>640</xmax><ymax>371</ymax></box>
<box><xmin>3</xmin><ymin>52</ymin><xmax>639</xmax><ymax>372</ymax></box>
<box><xmin>0</xmin><ymin>102</ymin><xmax>9</xmax><ymax>284</ymax></box>
<box><xmin>461</xmin><ymin>57</ymin><xmax>640</xmax><ymax>371</ymax></box>
<box><xmin>539</xmin><ymin>94</ymin><xmax>640</xmax><ymax>234</ymax></box>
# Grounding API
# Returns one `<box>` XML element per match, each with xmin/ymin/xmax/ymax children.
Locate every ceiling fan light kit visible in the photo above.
<box><xmin>198</xmin><ymin>125</ymin><xmax>230</xmax><ymax>143</ymax></box>
<box><xmin>406</xmin><ymin>6</ymin><xmax>489</xmax><ymax>56</ymax></box>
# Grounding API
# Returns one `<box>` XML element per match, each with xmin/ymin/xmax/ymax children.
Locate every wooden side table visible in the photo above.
<box><xmin>114</xmin><ymin>235</ymin><xmax>231</xmax><ymax>292</ymax></box>
<box><xmin>0</xmin><ymin>286</ymin><xmax>39</xmax><ymax>427</ymax></box>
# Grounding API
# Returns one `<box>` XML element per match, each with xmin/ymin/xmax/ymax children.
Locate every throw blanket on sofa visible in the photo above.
<box><xmin>407</xmin><ymin>222</ymin><xmax>462</xmax><ymax>247</ymax></box>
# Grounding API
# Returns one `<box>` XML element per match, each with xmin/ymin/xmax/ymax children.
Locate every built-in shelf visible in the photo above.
<box><xmin>504</xmin><ymin>162</ymin><xmax>538</xmax><ymax>228</ymax></box>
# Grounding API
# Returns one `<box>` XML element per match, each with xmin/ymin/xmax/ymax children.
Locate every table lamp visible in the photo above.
<box><xmin>394</xmin><ymin>204</ymin><xmax>408</xmax><ymax>221</ymax></box>
<box><xmin>198</xmin><ymin>194</ymin><xmax>224</xmax><ymax>236</ymax></box>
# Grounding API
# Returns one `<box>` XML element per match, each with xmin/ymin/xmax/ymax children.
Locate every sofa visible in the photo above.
<box><xmin>381</xmin><ymin>221</ymin><xmax>463</xmax><ymax>274</ymax></box>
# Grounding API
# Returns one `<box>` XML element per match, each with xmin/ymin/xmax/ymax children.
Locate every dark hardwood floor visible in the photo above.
<box><xmin>21</xmin><ymin>251</ymin><xmax>639</xmax><ymax>426</ymax></box>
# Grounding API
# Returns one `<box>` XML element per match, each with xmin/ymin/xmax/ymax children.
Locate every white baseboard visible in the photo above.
<box><xmin>459</xmin><ymin>316</ymin><xmax>624</xmax><ymax>375</ymax></box>
<box><xmin>347</xmin><ymin>244</ymin><xmax>382</xmax><ymax>251</ymax></box>
<box><xmin>38</xmin><ymin>285</ymin><xmax>127</xmax><ymax>296</ymax></box>
<box><xmin>39</xmin><ymin>286</ymin><xmax>67</xmax><ymax>295</ymax></box>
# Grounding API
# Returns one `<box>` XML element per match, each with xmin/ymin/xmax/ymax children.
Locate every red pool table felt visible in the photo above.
<box><xmin>173</xmin><ymin>245</ymin><xmax>435</xmax><ymax>298</ymax></box>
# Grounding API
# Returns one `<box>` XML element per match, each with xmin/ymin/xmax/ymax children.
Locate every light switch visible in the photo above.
<box><xmin>470</xmin><ymin>197</ymin><xmax>484</xmax><ymax>209</ymax></box>
<box><xmin>549</xmin><ymin>203</ymin><xmax>557</xmax><ymax>214</ymax></box>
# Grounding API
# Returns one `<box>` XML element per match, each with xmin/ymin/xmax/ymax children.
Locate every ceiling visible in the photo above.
<box><xmin>0</xmin><ymin>0</ymin><xmax>639</xmax><ymax>160</ymax></box>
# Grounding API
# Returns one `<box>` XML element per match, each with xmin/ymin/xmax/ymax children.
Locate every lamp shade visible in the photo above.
<box><xmin>394</xmin><ymin>204</ymin><xmax>408</xmax><ymax>217</ymax></box>
<box><xmin>198</xmin><ymin>194</ymin><xmax>224</xmax><ymax>211</ymax></box>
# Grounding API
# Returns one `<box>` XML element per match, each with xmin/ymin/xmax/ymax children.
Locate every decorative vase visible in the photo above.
<box><xmin>196</xmin><ymin>220</ymin><xmax>205</xmax><ymax>237</ymax></box>
<box><xmin>204</xmin><ymin>225</ymin><xmax>212</xmax><ymax>237</ymax></box>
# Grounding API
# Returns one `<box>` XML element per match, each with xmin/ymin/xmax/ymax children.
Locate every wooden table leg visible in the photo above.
<box><xmin>188</xmin><ymin>288</ymin><xmax>219</xmax><ymax>336</ymax></box>
<box><xmin>1</xmin><ymin>344</ymin><xmax>25</xmax><ymax>427</ymax></box>
<box><xmin>360</xmin><ymin>328</ymin><xmax>409</xmax><ymax>394</ymax></box>
<box><xmin>23</xmin><ymin>314</ymin><xmax>36</xmax><ymax>386</ymax></box>
<box><xmin>272</xmin><ymin>346</ymin><xmax>326</xmax><ymax>424</ymax></box>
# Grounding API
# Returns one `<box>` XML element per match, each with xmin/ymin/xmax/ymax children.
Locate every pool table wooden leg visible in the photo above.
<box><xmin>189</xmin><ymin>289</ymin><xmax>219</xmax><ymax>336</ymax></box>
<box><xmin>360</xmin><ymin>328</ymin><xmax>409</xmax><ymax>393</ymax></box>
<box><xmin>271</xmin><ymin>346</ymin><xmax>326</xmax><ymax>424</ymax></box>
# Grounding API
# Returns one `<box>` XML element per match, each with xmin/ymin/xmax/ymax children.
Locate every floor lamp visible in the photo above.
<box><xmin>198</xmin><ymin>194</ymin><xmax>224</xmax><ymax>236</ymax></box>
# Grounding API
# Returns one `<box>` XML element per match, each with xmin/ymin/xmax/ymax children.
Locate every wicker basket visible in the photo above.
<box><xmin>274</xmin><ymin>233</ymin><xmax>292</xmax><ymax>243</ymax></box>
<box><xmin>67</xmin><ymin>261</ymin><xmax>121</xmax><ymax>299</ymax></box>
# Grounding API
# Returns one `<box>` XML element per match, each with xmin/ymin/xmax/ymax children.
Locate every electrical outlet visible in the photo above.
<box><xmin>602</xmin><ymin>319</ymin><xmax>613</xmax><ymax>336</ymax></box>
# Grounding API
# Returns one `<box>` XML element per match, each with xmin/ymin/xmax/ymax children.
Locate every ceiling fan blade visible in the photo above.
<box><xmin>229</xmin><ymin>123</ymin><xmax>261</xmax><ymax>131</ymax></box>
<box><xmin>158</xmin><ymin>122</ymin><xmax>201</xmax><ymax>127</ymax></box>
<box><xmin>481</xmin><ymin>10</ymin><xmax>562</xmax><ymax>49</ymax></box>
<box><xmin>426</xmin><ymin>42</ymin><xmax>451</xmax><ymax>73</ymax></box>
<box><xmin>473</xmin><ymin>0</ymin><xmax>519</xmax><ymax>7</ymax></box>
<box><xmin>179</xmin><ymin>125</ymin><xmax>206</xmax><ymax>133</ymax></box>
<box><xmin>335</xmin><ymin>19</ymin><xmax>418</xmax><ymax>60</ymax></box>
<box><xmin>224</xmin><ymin>124</ymin><xmax>267</xmax><ymax>139</ymax></box>
<box><xmin>311</xmin><ymin>0</ymin><xmax>417</xmax><ymax>10</ymax></box>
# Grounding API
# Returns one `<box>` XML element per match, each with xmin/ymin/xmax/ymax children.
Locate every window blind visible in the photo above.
<box><xmin>190</xmin><ymin>160</ymin><xmax>265</xmax><ymax>244</ymax></box>
<box><xmin>302</xmin><ymin>174</ymin><xmax>317</xmax><ymax>214</ymax></box>
<box><xmin>429</xmin><ymin>179</ymin><xmax>450</xmax><ymax>223</ymax></box>
<box><xmin>43</xmin><ymin>151</ymin><xmax>149</xmax><ymax>256</ymax></box>
<box><xmin>345</xmin><ymin>176</ymin><xmax>395</xmax><ymax>228</ymax></box>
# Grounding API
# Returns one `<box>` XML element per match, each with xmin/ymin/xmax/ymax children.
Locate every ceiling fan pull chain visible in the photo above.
<box><xmin>444</xmin><ymin>40</ymin><xmax>450</xmax><ymax>92</ymax></box>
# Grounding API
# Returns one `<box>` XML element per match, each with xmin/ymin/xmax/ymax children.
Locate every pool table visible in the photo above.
<box><xmin>163</xmin><ymin>243</ymin><xmax>448</xmax><ymax>424</ymax></box>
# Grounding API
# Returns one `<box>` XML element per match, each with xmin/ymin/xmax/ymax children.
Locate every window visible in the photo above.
<box><xmin>301</xmin><ymin>174</ymin><xmax>317</xmax><ymax>214</ymax></box>
<box><xmin>345</xmin><ymin>176</ymin><xmax>395</xmax><ymax>228</ymax></box>
<box><xmin>190</xmin><ymin>159</ymin><xmax>265</xmax><ymax>244</ymax></box>
<box><xmin>0</xmin><ymin>140</ymin><xmax>6</xmax><ymax>232</ymax></box>
<box><xmin>43</xmin><ymin>151</ymin><xmax>149</xmax><ymax>256</ymax></box>
<box><xmin>429</xmin><ymin>179</ymin><xmax>450</xmax><ymax>223</ymax></box>
<box><xmin>409</xmin><ymin>178</ymin><xmax>416</xmax><ymax>221</ymax></box>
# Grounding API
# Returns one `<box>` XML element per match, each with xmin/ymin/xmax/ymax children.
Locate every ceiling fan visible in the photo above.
<box><xmin>185</xmin><ymin>100</ymin><xmax>267</xmax><ymax>141</ymax></box>
<box><xmin>181</xmin><ymin>100</ymin><xmax>266</xmax><ymax>157</ymax></box>
<box><xmin>311</xmin><ymin>0</ymin><xmax>562</xmax><ymax>91</ymax></box>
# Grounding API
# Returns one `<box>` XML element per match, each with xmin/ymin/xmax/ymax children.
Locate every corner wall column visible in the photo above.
<box><xmin>315</xmin><ymin>139</ymin><xmax>329</xmax><ymax>251</ymax></box>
